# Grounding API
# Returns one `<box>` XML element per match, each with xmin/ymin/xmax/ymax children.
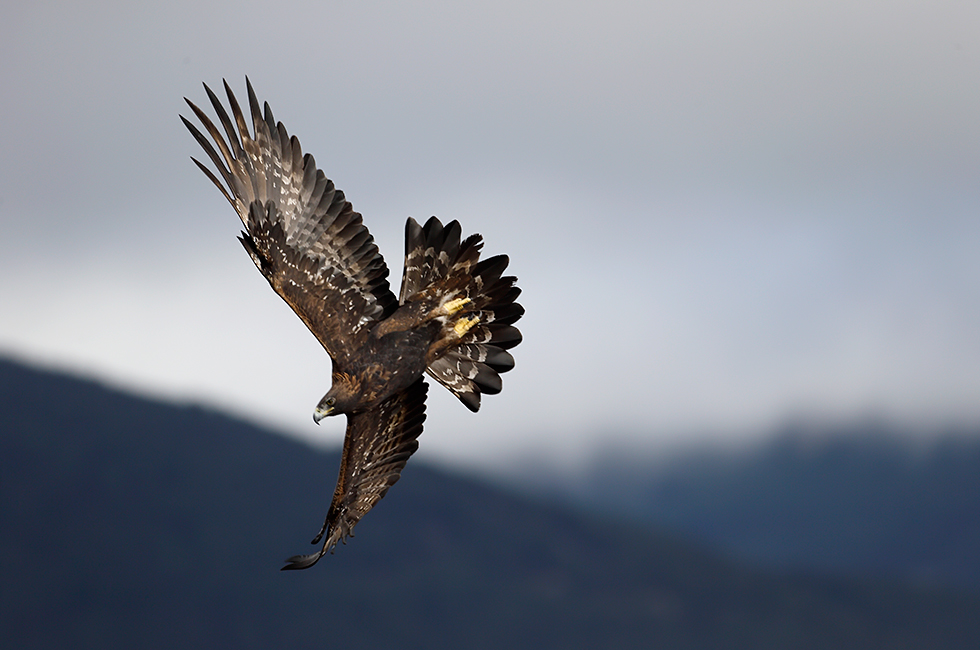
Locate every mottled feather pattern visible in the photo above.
<box><xmin>185</xmin><ymin>79</ymin><xmax>522</xmax><ymax>568</ymax></box>
<box><xmin>183</xmin><ymin>78</ymin><xmax>397</xmax><ymax>360</ymax></box>
<box><xmin>282</xmin><ymin>379</ymin><xmax>428</xmax><ymax>570</ymax></box>
<box><xmin>399</xmin><ymin>217</ymin><xmax>524</xmax><ymax>412</ymax></box>
<box><xmin>242</xmin><ymin>205</ymin><xmax>372</xmax><ymax>329</ymax></box>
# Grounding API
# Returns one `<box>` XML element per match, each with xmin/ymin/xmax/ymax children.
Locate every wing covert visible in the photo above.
<box><xmin>182</xmin><ymin>78</ymin><xmax>398</xmax><ymax>362</ymax></box>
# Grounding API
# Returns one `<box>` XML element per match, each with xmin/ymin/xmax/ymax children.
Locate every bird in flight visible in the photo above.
<box><xmin>182</xmin><ymin>78</ymin><xmax>523</xmax><ymax>570</ymax></box>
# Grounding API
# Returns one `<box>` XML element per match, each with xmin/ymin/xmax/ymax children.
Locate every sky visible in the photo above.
<box><xmin>1</xmin><ymin>0</ymin><xmax>978</xmax><ymax>472</ymax></box>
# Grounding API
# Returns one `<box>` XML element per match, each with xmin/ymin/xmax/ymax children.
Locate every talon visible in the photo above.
<box><xmin>443</xmin><ymin>297</ymin><xmax>471</xmax><ymax>315</ymax></box>
<box><xmin>454</xmin><ymin>315</ymin><xmax>480</xmax><ymax>337</ymax></box>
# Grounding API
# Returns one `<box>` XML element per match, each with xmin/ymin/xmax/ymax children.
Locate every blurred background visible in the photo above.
<box><xmin>2</xmin><ymin>1</ymin><xmax>979</xmax><ymax>647</ymax></box>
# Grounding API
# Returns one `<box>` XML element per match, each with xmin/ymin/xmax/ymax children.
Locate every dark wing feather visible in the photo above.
<box><xmin>182</xmin><ymin>78</ymin><xmax>397</xmax><ymax>362</ymax></box>
<box><xmin>281</xmin><ymin>378</ymin><xmax>428</xmax><ymax>570</ymax></box>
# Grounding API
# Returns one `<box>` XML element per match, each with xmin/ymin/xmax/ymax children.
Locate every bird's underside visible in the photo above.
<box><xmin>182</xmin><ymin>78</ymin><xmax>523</xmax><ymax>569</ymax></box>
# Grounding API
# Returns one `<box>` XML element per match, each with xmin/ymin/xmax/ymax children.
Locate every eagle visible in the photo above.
<box><xmin>181</xmin><ymin>79</ymin><xmax>523</xmax><ymax>570</ymax></box>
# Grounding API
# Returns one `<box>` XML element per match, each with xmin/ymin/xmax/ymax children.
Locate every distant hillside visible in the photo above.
<box><xmin>2</xmin><ymin>357</ymin><xmax>979</xmax><ymax>649</ymax></box>
<box><xmin>540</xmin><ymin>426</ymin><xmax>980</xmax><ymax>592</ymax></box>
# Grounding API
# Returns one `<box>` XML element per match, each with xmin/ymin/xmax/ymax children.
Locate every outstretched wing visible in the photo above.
<box><xmin>282</xmin><ymin>378</ymin><xmax>428</xmax><ymax>570</ymax></box>
<box><xmin>181</xmin><ymin>78</ymin><xmax>398</xmax><ymax>363</ymax></box>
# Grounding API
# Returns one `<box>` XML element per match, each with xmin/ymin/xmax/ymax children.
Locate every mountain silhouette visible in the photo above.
<box><xmin>2</xmin><ymin>356</ymin><xmax>978</xmax><ymax>649</ymax></box>
<box><xmin>545</xmin><ymin>426</ymin><xmax>980</xmax><ymax>591</ymax></box>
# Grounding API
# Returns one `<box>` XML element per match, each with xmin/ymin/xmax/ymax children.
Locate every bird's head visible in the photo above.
<box><xmin>313</xmin><ymin>373</ymin><xmax>359</xmax><ymax>424</ymax></box>
<box><xmin>312</xmin><ymin>394</ymin><xmax>338</xmax><ymax>424</ymax></box>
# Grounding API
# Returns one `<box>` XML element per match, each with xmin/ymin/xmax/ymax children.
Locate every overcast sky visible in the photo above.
<box><xmin>1</xmin><ymin>0</ymin><xmax>978</xmax><ymax>471</ymax></box>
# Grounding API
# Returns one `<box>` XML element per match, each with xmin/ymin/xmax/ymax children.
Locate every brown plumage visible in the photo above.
<box><xmin>182</xmin><ymin>78</ymin><xmax>523</xmax><ymax>570</ymax></box>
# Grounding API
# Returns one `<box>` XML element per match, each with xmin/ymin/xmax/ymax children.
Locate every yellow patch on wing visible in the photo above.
<box><xmin>443</xmin><ymin>297</ymin><xmax>472</xmax><ymax>315</ymax></box>
<box><xmin>453</xmin><ymin>315</ymin><xmax>480</xmax><ymax>337</ymax></box>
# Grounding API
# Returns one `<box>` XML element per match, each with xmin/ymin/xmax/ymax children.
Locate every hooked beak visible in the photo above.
<box><xmin>313</xmin><ymin>405</ymin><xmax>334</xmax><ymax>425</ymax></box>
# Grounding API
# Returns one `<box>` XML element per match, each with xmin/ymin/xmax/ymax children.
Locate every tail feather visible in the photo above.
<box><xmin>471</xmin><ymin>255</ymin><xmax>509</xmax><ymax>289</ymax></box>
<box><xmin>464</xmin><ymin>323</ymin><xmax>523</xmax><ymax>350</ymax></box>
<box><xmin>452</xmin><ymin>343</ymin><xmax>515</xmax><ymax>372</ymax></box>
<box><xmin>399</xmin><ymin>216</ymin><xmax>523</xmax><ymax>411</ymax></box>
<box><xmin>400</xmin><ymin>217</ymin><xmax>468</xmax><ymax>302</ymax></box>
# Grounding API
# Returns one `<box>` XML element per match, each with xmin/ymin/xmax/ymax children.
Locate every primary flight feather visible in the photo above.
<box><xmin>182</xmin><ymin>78</ymin><xmax>523</xmax><ymax>570</ymax></box>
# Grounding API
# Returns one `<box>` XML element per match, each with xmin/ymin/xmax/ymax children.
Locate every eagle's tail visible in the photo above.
<box><xmin>399</xmin><ymin>217</ymin><xmax>523</xmax><ymax>412</ymax></box>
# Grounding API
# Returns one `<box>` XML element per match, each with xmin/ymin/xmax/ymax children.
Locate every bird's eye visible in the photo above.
<box><xmin>326</xmin><ymin>397</ymin><xmax>335</xmax><ymax>406</ymax></box>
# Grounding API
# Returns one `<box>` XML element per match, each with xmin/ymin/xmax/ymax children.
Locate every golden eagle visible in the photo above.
<box><xmin>182</xmin><ymin>79</ymin><xmax>523</xmax><ymax>570</ymax></box>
